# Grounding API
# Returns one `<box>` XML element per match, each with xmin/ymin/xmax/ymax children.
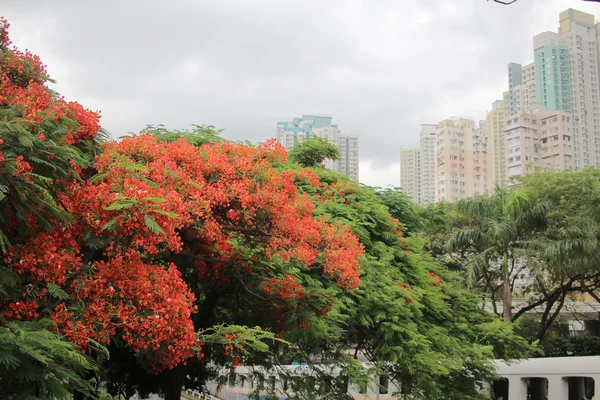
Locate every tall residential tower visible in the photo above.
<box><xmin>559</xmin><ymin>9</ymin><xmax>600</xmax><ymax>169</ymax></box>
<box><xmin>435</xmin><ymin>118</ymin><xmax>488</xmax><ymax>202</ymax></box>
<box><xmin>419</xmin><ymin>124</ymin><xmax>437</xmax><ymax>205</ymax></box>
<box><xmin>486</xmin><ymin>98</ymin><xmax>508</xmax><ymax>188</ymax></box>
<box><xmin>276</xmin><ymin>115</ymin><xmax>359</xmax><ymax>180</ymax></box>
<box><xmin>400</xmin><ymin>148</ymin><xmax>420</xmax><ymax>204</ymax></box>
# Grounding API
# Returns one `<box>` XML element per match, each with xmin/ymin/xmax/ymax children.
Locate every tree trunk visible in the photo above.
<box><xmin>163</xmin><ymin>365</ymin><xmax>185</xmax><ymax>400</ymax></box>
<box><xmin>501</xmin><ymin>253</ymin><xmax>512</xmax><ymax>322</ymax></box>
<box><xmin>73</xmin><ymin>369</ymin><xmax>98</xmax><ymax>400</ymax></box>
<box><xmin>160</xmin><ymin>290</ymin><xmax>220</xmax><ymax>400</ymax></box>
<box><xmin>501</xmin><ymin>279</ymin><xmax>512</xmax><ymax>322</ymax></box>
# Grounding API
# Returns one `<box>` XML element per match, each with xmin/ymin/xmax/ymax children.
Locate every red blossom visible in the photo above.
<box><xmin>428</xmin><ymin>272</ymin><xmax>443</xmax><ymax>286</ymax></box>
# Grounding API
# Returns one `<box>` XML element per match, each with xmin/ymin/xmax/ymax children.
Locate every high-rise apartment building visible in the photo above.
<box><xmin>534</xmin><ymin>32</ymin><xmax>573</xmax><ymax>113</ymax></box>
<box><xmin>486</xmin><ymin>99</ymin><xmax>508</xmax><ymax>188</ymax></box>
<box><xmin>276</xmin><ymin>115</ymin><xmax>359</xmax><ymax>180</ymax></box>
<box><xmin>508</xmin><ymin>62</ymin><xmax>523</xmax><ymax>116</ymax></box>
<box><xmin>400</xmin><ymin>148</ymin><xmax>420</xmax><ymax>204</ymax></box>
<box><xmin>508</xmin><ymin>61</ymin><xmax>538</xmax><ymax>116</ymax></box>
<box><xmin>559</xmin><ymin>9</ymin><xmax>600</xmax><ymax>169</ymax></box>
<box><xmin>506</xmin><ymin>107</ymin><xmax>574</xmax><ymax>185</ymax></box>
<box><xmin>434</xmin><ymin>118</ymin><xmax>488</xmax><ymax>202</ymax></box>
<box><xmin>522</xmin><ymin>62</ymin><xmax>537</xmax><ymax>112</ymax></box>
<box><xmin>419</xmin><ymin>124</ymin><xmax>437</xmax><ymax>205</ymax></box>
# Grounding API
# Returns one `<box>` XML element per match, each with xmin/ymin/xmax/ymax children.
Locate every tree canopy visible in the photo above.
<box><xmin>0</xmin><ymin>16</ymin><xmax>535</xmax><ymax>400</ymax></box>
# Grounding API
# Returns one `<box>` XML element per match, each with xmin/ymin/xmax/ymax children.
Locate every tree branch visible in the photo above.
<box><xmin>512</xmin><ymin>277</ymin><xmax>578</xmax><ymax>322</ymax></box>
<box><xmin>537</xmin><ymin>287</ymin><xmax>569</xmax><ymax>341</ymax></box>
<box><xmin>580</xmin><ymin>279</ymin><xmax>600</xmax><ymax>303</ymax></box>
<box><xmin>180</xmin><ymin>250</ymin><xmax>231</xmax><ymax>264</ymax></box>
<box><xmin>233</xmin><ymin>269</ymin><xmax>266</xmax><ymax>300</ymax></box>
<box><xmin>221</xmin><ymin>225</ymin><xmax>272</xmax><ymax>236</ymax></box>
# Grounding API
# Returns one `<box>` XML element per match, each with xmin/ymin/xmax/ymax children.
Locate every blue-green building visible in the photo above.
<box><xmin>534</xmin><ymin>45</ymin><xmax>573</xmax><ymax>113</ymax></box>
<box><xmin>275</xmin><ymin>115</ymin><xmax>359</xmax><ymax>181</ymax></box>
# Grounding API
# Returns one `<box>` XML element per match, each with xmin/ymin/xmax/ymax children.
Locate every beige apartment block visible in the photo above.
<box><xmin>419</xmin><ymin>124</ymin><xmax>437</xmax><ymax>205</ymax></box>
<box><xmin>435</xmin><ymin>118</ymin><xmax>489</xmax><ymax>202</ymax></box>
<box><xmin>486</xmin><ymin>98</ymin><xmax>508</xmax><ymax>188</ymax></box>
<box><xmin>276</xmin><ymin>115</ymin><xmax>359</xmax><ymax>180</ymax></box>
<box><xmin>522</xmin><ymin>63</ymin><xmax>537</xmax><ymax>111</ymax></box>
<box><xmin>560</xmin><ymin>9</ymin><xmax>600</xmax><ymax>169</ymax></box>
<box><xmin>400</xmin><ymin>148</ymin><xmax>420</xmax><ymax>204</ymax></box>
<box><xmin>506</xmin><ymin>108</ymin><xmax>574</xmax><ymax>185</ymax></box>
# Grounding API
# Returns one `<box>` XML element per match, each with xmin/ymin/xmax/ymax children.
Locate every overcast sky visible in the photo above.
<box><xmin>4</xmin><ymin>0</ymin><xmax>599</xmax><ymax>187</ymax></box>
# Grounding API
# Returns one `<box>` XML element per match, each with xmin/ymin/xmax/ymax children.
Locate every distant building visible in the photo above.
<box><xmin>508</xmin><ymin>60</ymin><xmax>540</xmax><ymax>118</ymax></box>
<box><xmin>506</xmin><ymin>107</ymin><xmax>575</xmax><ymax>185</ymax></box>
<box><xmin>533</xmin><ymin>32</ymin><xmax>573</xmax><ymax>114</ymax></box>
<box><xmin>399</xmin><ymin>148</ymin><xmax>420</xmax><ymax>204</ymax></box>
<box><xmin>435</xmin><ymin>118</ymin><xmax>488</xmax><ymax>202</ymax></box>
<box><xmin>559</xmin><ymin>9</ymin><xmax>600</xmax><ymax>169</ymax></box>
<box><xmin>419</xmin><ymin>124</ymin><xmax>437</xmax><ymax>205</ymax></box>
<box><xmin>486</xmin><ymin>98</ymin><xmax>508</xmax><ymax>188</ymax></box>
<box><xmin>508</xmin><ymin>62</ymin><xmax>523</xmax><ymax>116</ymax></box>
<box><xmin>275</xmin><ymin>115</ymin><xmax>359</xmax><ymax>181</ymax></box>
<box><xmin>522</xmin><ymin>62</ymin><xmax>537</xmax><ymax>112</ymax></box>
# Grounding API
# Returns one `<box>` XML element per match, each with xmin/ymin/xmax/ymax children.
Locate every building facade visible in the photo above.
<box><xmin>486</xmin><ymin>99</ymin><xmax>508</xmax><ymax>188</ymax></box>
<box><xmin>522</xmin><ymin>62</ymin><xmax>537</xmax><ymax>112</ymax></box>
<box><xmin>399</xmin><ymin>148</ymin><xmax>420</xmax><ymax>204</ymax></box>
<box><xmin>419</xmin><ymin>124</ymin><xmax>437</xmax><ymax>205</ymax></box>
<box><xmin>506</xmin><ymin>107</ymin><xmax>574</xmax><ymax>185</ymax></box>
<box><xmin>559</xmin><ymin>9</ymin><xmax>600</xmax><ymax>169</ymax></box>
<box><xmin>275</xmin><ymin>115</ymin><xmax>359</xmax><ymax>180</ymax></box>
<box><xmin>533</xmin><ymin>32</ymin><xmax>573</xmax><ymax>114</ymax></box>
<box><xmin>508</xmin><ymin>62</ymin><xmax>523</xmax><ymax>116</ymax></box>
<box><xmin>434</xmin><ymin>118</ymin><xmax>488</xmax><ymax>202</ymax></box>
<box><xmin>508</xmin><ymin>61</ymin><xmax>537</xmax><ymax>117</ymax></box>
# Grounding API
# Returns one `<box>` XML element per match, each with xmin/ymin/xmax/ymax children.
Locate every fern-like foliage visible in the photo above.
<box><xmin>0</xmin><ymin>319</ymin><xmax>99</xmax><ymax>399</ymax></box>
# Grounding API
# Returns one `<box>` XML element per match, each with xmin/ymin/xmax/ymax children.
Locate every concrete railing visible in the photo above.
<box><xmin>207</xmin><ymin>356</ymin><xmax>600</xmax><ymax>399</ymax></box>
<box><xmin>495</xmin><ymin>355</ymin><xmax>600</xmax><ymax>399</ymax></box>
<box><xmin>183</xmin><ymin>389</ymin><xmax>221</xmax><ymax>400</ymax></box>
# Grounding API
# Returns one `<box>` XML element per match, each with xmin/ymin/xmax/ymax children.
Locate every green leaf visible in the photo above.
<box><xmin>143</xmin><ymin>214</ymin><xmax>165</xmax><ymax>234</ymax></box>
<box><xmin>152</xmin><ymin>209</ymin><xmax>179</xmax><ymax>218</ymax></box>
<box><xmin>17</xmin><ymin>133</ymin><xmax>34</xmax><ymax>148</ymax></box>
<box><xmin>117</xmin><ymin>160</ymin><xmax>147</xmax><ymax>171</ymax></box>
<box><xmin>143</xmin><ymin>197</ymin><xmax>166</xmax><ymax>204</ymax></box>
<box><xmin>88</xmin><ymin>172</ymin><xmax>110</xmax><ymax>184</ymax></box>
<box><xmin>104</xmin><ymin>200</ymin><xmax>136</xmax><ymax>211</ymax></box>
<box><xmin>101</xmin><ymin>217</ymin><xmax>118</xmax><ymax>231</ymax></box>
<box><xmin>46</xmin><ymin>283</ymin><xmax>68</xmax><ymax>300</ymax></box>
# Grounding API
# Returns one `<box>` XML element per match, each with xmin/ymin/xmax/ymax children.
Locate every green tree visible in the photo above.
<box><xmin>95</xmin><ymin>130</ymin><xmax>533</xmax><ymax>400</ymax></box>
<box><xmin>0</xmin><ymin>319</ymin><xmax>101</xmax><ymax>400</ymax></box>
<box><xmin>142</xmin><ymin>123</ymin><xmax>225</xmax><ymax>147</ymax></box>
<box><xmin>514</xmin><ymin>169</ymin><xmax>600</xmax><ymax>341</ymax></box>
<box><xmin>288</xmin><ymin>135</ymin><xmax>340</xmax><ymax>167</ymax></box>
<box><xmin>0</xmin><ymin>17</ymin><xmax>105</xmax><ymax>398</ymax></box>
<box><xmin>447</xmin><ymin>186</ymin><xmax>549</xmax><ymax>322</ymax></box>
<box><xmin>375</xmin><ymin>187</ymin><xmax>423</xmax><ymax>235</ymax></box>
<box><xmin>281</xmin><ymin>143</ymin><xmax>532</xmax><ymax>399</ymax></box>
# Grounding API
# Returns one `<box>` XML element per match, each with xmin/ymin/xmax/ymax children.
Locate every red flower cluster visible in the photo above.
<box><xmin>0</xmin><ymin>18</ymin><xmax>365</xmax><ymax>372</ymax></box>
<box><xmin>82</xmin><ymin>134</ymin><xmax>362</xmax><ymax>290</ymax></box>
<box><xmin>397</xmin><ymin>282</ymin><xmax>414</xmax><ymax>303</ymax></box>
<box><xmin>262</xmin><ymin>275</ymin><xmax>305</xmax><ymax>300</ymax></box>
<box><xmin>429</xmin><ymin>272</ymin><xmax>443</xmax><ymax>287</ymax></box>
<box><xmin>3</xmin><ymin>133</ymin><xmax>364</xmax><ymax>370</ymax></box>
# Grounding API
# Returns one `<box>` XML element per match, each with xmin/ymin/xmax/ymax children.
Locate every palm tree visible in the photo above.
<box><xmin>447</xmin><ymin>185</ymin><xmax>549</xmax><ymax>322</ymax></box>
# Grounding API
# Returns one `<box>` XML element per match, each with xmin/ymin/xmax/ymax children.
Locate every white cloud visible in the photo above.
<box><xmin>359</xmin><ymin>160</ymin><xmax>400</xmax><ymax>188</ymax></box>
<box><xmin>4</xmin><ymin>0</ymin><xmax>600</xmax><ymax>188</ymax></box>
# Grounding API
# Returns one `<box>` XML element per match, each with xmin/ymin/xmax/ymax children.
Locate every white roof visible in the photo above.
<box><xmin>495</xmin><ymin>356</ymin><xmax>600</xmax><ymax>376</ymax></box>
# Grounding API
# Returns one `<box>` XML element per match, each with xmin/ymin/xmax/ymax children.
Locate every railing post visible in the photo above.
<box><xmin>547</xmin><ymin>376</ymin><xmax>568</xmax><ymax>400</ymax></box>
<box><xmin>507</xmin><ymin>377</ymin><xmax>527</xmax><ymax>400</ymax></box>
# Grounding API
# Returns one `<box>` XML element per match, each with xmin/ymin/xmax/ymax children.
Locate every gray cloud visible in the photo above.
<box><xmin>4</xmin><ymin>0</ymin><xmax>599</xmax><ymax>186</ymax></box>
